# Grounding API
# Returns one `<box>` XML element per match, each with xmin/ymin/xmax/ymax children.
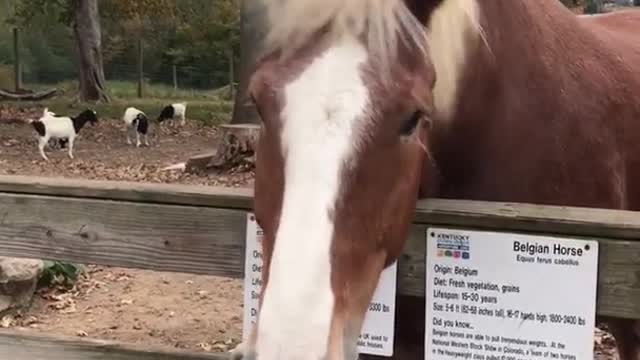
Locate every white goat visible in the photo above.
<box><xmin>29</xmin><ymin>109</ymin><xmax>98</xmax><ymax>161</ymax></box>
<box><xmin>41</xmin><ymin>108</ymin><xmax>66</xmax><ymax>149</ymax></box>
<box><xmin>156</xmin><ymin>102</ymin><xmax>187</xmax><ymax>127</ymax></box>
<box><xmin>122</xmin><ymin>107</ymin><xmax>150</xmax><ymax>147</ymax></box>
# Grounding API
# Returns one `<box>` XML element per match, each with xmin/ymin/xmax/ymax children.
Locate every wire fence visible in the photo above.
<box><xmin>0</xmin><ymin>27</ymin><xmax>237</xmax><ymax>101</ymax></box>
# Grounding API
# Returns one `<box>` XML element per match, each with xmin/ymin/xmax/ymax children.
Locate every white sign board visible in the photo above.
<box><xmin>243</xmin><ymin>213</ymin><xmax>397</xmax><ymax>356</ymax></box>
<box><xmin>356</xmin><ymin>260</ymin><xmax>397</xmax><ymax>356</ymax></box>
<box><xmin>425</xmin><ymin>227</ymin><xmax>599</xmax><ymax>360</ymax></box>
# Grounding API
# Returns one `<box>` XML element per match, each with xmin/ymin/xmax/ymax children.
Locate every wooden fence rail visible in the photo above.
<box><xmin>0</xmin><ymin>174</ymin><xmax>640</xmax><ymax>358</ymax></box>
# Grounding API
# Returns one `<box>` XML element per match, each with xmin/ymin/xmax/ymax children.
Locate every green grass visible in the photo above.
<box><xmin>0</xmin><ymin>64</ymin><xmax>12</xmax><ymax>89</ymax></box>
<box><xmin>106</xmin><ymin>80</ymin><xmax>233</xmax><ymax>100</ymax></box>
<box><xmin>34</xmin><ymin>79</ymin><xmax>234</xmax><ymax>101</ymax></box>
<box><xmin>6</xmin><ymin>79</ymin><xmax>235</xmax><ymax>126</ymax></box>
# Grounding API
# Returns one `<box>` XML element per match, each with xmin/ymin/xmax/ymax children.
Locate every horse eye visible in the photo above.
<box><xmin>400</xmin><ymin>110</ymin><xmax>422</xmax><ymax>136</ymax></box>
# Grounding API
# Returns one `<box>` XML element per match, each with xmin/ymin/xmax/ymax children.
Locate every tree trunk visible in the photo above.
<box><xmin>72</xmin><ymin>0</ymin><xmax>109</xmax><ymax>103</ymax></box>
<box><xmin>230</xmin><ymin>0</ymin><xmax>266</xmax><ymax>124</ymax></box>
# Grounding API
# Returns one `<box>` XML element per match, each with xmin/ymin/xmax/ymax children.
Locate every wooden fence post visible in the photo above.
<box><xmin>137</xmin><ymin>38</ymin><xmax>144</xmax><ymax>98</ymax></box>
<box><xmin>13</xmin><ymin>28</ymin><xmax>22</xmax><ymax>92</ymax></box>
<box><xmin>172</xmin><ymin>65</ymin><xmax>178</xmax><ymax>90</ymax></box>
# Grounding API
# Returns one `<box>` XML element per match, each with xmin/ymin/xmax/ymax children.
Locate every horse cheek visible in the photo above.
<box><xmin>383</xmin><ymin>146</ymin><xmax>425</xmax><ymax>266</ymax></box>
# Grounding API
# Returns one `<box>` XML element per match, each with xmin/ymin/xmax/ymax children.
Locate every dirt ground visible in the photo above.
<box><xmin>0</xmin><ymin>105</ymin><xmax>621</xmax><ymax>358</ymax></box>
<box><xmin>5</xmin><ymin>266</ymin><xmax>244</xmax><ymax>353</ymax></box>
<box><xmin>0</xmin><ymin>106</ymin><xmax>254</xmax><ymax>187</ymax></box>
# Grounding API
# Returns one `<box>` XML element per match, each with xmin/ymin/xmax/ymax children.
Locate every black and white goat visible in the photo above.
<box><xmin>29</xmin><ymin>109</ymin><xmax>98</xmax><ymax>161</ymax></box>
<box><xmin>122</xmin><ymin>107</ymin><xmax>150</xmax><ymax>147</ymax></box>
<box><xmin>156</xmin><ymin>102</ymin><xmax>187</xmax><ymax>127</ymax></box>
<box><xmin>40</xmin><ymin>108</ymin><xmax>67</xmax><ymax>149</ymax></box>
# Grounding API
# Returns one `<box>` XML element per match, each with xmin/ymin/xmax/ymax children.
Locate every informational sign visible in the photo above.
<box><xmin>243</xmin><ymin>213</ymin><xmax>397</xmax><ymax>356</ymax></box>
<box><xmin>242</xmin><ymin>213</ymin><xmax>264</xmax><ymax>343</ymax></box>
<box><xmin>425</xmin><ymin>227</ymin><xmax>599</xmax><ymax>360</ymax></box>
<box><xmin>356</xmin><ymin>260</ymin><xmax>397</xmax><ymax>356</ymax></box>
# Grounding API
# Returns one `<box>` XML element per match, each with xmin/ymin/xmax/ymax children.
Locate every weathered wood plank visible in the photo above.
<box><xmin>1</xmin><ymin>191</ymin><xmax>640</xmax><ymax>318</ymax></box>
<box><xmin>0</xmin><ymin>175</ymin><xmax>253</xmax><ymax>210</ymax></box>
<box><xmin>4</xmin><ymin>175</ymin><xmax>640</xmax><ymax>241</ymax></box>
<box><xmin>2</xmin><ymin>175</ymin><xmax>640</xmax><ymax>318</ymax></box>
<box><xmin>415</xmin><ymin>198</ymin><xmax>640</xmax><ymax>240</ymax></box>
<box><xmin>0</xmin><ymin>193</ymin><xmax>246</xmax><ymax>278</ymax></box>
<box><xmin>0</xmin><ymin>331</ymin><xmax>229</xmax><ymax>360</ymax></box>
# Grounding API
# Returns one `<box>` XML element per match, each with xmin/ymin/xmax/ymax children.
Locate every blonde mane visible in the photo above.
<box><xmin>259</xmin><ymin>0</ymin><xmax>431</xmax><ymax>76</ymax></box>
<box><xmin>259</xmin><ymin>0</ymin><xmax>486</xmax><ymax>119</ymax></box>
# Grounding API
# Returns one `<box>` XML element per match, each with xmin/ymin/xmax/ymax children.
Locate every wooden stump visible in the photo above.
<box><xmin>186</xmin><ymin>123</ymin><xmax>260</xmax><ymax>173</ymax></box>
<box><xmin>185</xmin><ymin>153</ymin><xmax>216</xmax><ymax>173</ymax></box>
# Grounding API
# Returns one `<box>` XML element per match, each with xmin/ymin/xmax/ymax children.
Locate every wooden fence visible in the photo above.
<box><xmin>0</xmin><ymin>174</ymin><xmax>640</xmax><ymax>359</ymax></box>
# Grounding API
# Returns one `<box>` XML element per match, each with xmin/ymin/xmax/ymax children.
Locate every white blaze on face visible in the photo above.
<box><xmin>255</xmin><ymin>35</ymin><xmax>370</xmax><ymax>359</ymax></box>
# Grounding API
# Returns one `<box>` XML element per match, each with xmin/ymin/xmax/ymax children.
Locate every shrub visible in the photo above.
<box><xmin>584</xmin><ymin>0</ymin><xmax>604</xmax><ymax>14</ymax></box>
<box><xmin>37</xmin><ymin>261</ymin><xmax>83</xmax><ymax>289</ymax></box>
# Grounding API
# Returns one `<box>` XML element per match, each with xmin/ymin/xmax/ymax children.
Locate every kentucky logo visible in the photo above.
<box><xmin>433</xmin><ymin>231</ymin><xmax>471</xmax><ymax>260</ymax></box>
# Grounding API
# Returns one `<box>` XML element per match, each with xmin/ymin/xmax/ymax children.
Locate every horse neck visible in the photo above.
<box><xmin>422</xmin><ymin>0</ymin><xmax>619</xmax><ymax>198</ymax></box>
<box><xmin>431</xmin><ymin>0</ymin><xmax>622</xmax><ymax>136</ymax></box>
<box><xmin>453</xmin><ymin>1</ymin><xmax>591</xmax><ymax>115</ymax></box>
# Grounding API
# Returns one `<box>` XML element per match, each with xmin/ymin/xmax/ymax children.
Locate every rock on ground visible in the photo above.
<box><xmin>0</xmin><ymin>257</ymin><xmax>44</xmax><ymax>316</ymax></box>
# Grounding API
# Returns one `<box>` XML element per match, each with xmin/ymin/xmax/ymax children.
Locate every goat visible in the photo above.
<box><xmin>29</xmin><ymin>109</ymin><xmax>98</xmax><ymax>161</ymax></box>
<box><xmin>122</xmin><ymin>107</ymin><xmax>150</xmax><ymax>147</ymax></box>
<box><xmin>156</xmin><ymin>102</ymin><xmax>187</xmax><ymax>127</ymax></box>
<box><xmin>40</xmin><ymin>108</ymin><xmax>69</xmax><ymax>150</ymax></box>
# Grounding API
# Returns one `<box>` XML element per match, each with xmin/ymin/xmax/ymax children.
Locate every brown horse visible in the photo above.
<box><xmin>233</xmin><ymin>0</ymin><xmax>640</xmax><ymax>359</ymax></box>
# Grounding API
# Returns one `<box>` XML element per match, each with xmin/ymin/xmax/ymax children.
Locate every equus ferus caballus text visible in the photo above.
<box><xmin>233</xmin><ymin>0</ymin><xmax>640</xmax><ymax>359</ymax></box>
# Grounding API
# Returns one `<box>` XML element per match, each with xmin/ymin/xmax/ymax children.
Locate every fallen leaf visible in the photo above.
<box><xmin>0</xmin><ymin>316</ymin><xmax>13</xmax><ymax>328</ymax></box>
<box><xmin>23</xmin><ymin>316</ymin><xmax>38</xmax><ymax>325</ymax></box>
<box><xmin>212</xmin><ymin>342</ymin><xmax>229</xmax><ymax>351</ymax></box>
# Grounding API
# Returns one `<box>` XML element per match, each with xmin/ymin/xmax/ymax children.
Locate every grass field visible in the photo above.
<box><xmin>2</xmin><ymin>77</ymin><xmax>234</xmax><ymax>126</ymax></box>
